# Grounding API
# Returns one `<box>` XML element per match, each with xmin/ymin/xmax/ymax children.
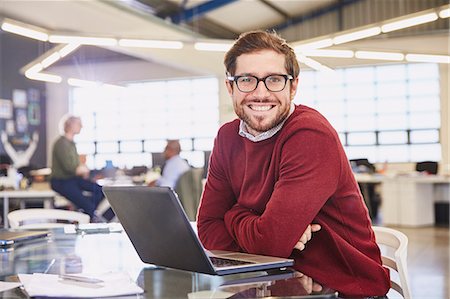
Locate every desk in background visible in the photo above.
<box><xmin>0</xmin><ymin>229</ymin><xmax>337</xmax><ymax>298</ymax></box>
<box><xmin>0</xmin><ymin>189</ymin><xmax>56</xmax><ymax>228</ymax></box>
<box><xmin>354</xmin><ymin>173</ymin><xmax>450</xmax><ymax>226</ymax></box>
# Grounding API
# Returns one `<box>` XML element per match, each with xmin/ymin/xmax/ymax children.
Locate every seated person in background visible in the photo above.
<box><xmin>50</xmin><ymin>115</ymin><xmax>114</xmax><ymax>222</ymax></box>
<box><xmin>148</xmin><ymin>140</ymin><xmax>190</xmax><ymax>189</ymax></box>
<box><xmin>197</xmin><ymin>30</ymin><xmax>390</xmax><ymax>298</ymax></box>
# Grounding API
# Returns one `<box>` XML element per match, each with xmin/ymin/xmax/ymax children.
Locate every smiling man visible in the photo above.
<box><xmin>197</xmin><ymin>30</ymin><xmax>390</xmax><ymax>298</ymax></box>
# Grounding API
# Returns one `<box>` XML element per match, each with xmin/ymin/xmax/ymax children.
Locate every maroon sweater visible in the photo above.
<box><xmin>197</xmin><ymin>105</ymin><xmax>390</xmax><ymax>297</ymax></box>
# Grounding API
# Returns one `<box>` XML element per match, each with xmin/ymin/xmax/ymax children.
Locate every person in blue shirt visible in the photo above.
<box><xmin>149</xmin><ymin>140</ymin><xmax>190</xmax><ymax>189</ymax></box>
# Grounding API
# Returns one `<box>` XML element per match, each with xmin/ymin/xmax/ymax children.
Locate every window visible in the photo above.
<box><xmin>294</xmin><ymin>63</ymin><xmax>441</xmax><ymax>163</ymax></box>
<box><xmin>71</xmin><ymin>77</ymin><xmax>219</xmax><ymax>169</ymax></box>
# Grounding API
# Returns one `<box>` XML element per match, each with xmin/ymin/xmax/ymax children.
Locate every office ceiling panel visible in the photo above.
<box><xmin>204</xmin><ymin>1</ymin><xmax>285</xmax><ymax>33</ymax></box>
<box><xmin>267</xmin><ymin>0</ymin><xmax>336</xmax><ymax>17</ymax></box>
<box><xmin>0</xmin><ymin>0</ymin><xmax>448</xmax><ymax>81</ymax></box>
<box><xmin>0</xmin><ymin>0</ymin><xmax>196</xmax><ymax>40</ymax></box>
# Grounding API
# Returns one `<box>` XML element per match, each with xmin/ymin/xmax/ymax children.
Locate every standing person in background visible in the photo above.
<box><xmin>197</xmin><ymin>30</ymin><xmax>390</xmax><ymax>297</ymax></box>
<box><xmin>50</xmin><ymin>115</ymin><xmax>114</xmax><ymax>222</ymax></box>
<box><xmin>148</xmin><ymin>140</ymin><xmax>190</xmax><ymax>189</ymax></box>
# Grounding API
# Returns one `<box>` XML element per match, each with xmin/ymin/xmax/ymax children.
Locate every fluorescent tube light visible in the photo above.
<box><xmin>381</xmin><ymin>12</ymin><xmax>438</xmax><ymax>32</ymax></box>
<box><xmin>25</xmin><ymin>63</ymin><xmax>44</xmax><ymax>75</ymax></box>
<box><xmin>405</xmin><ymin>54</ymin><xmax>450</xmax><ymax>64</ymax></box>
<box><xmin>294</xmin><ymin>39</ymin><xmax>334</xmax><ymax>51</ymax></box>
<box><xmin>439</xmin><ymin>8</ymin><xmax>450</xmax><ymax>18</ymax></box>
<box><xmin>297</xmin><ymin>54</ymin><xmax>334</xmax><ymax>72</ymax></box>
<box><xmin>25</xmin><ymin>72</ymin><xmax>62</xmax><ymax>83</ymax></box>
<box><xmin>301</xmin><ymin>49</ymin><xmax>354</xmax><ymax>58</ymax></box>
<box><xmin>49</xmin><ymin>35</ymin><xmax>117</xmax><ymax>46</ymax></box>
<box><xmin>41</xmin><ymin>52</ymin><xmax>61</xmax><ymax>68</ymax></box>
<box><xmin>355</xmin><ymin>51</ymin><xmax>404</xmax><ymax>61</ymax></box>
<box><xmin>67</xmin><ymin>78</ymin><xmax>101</xmax><ymax>87</ymax></box>
<box><xmin>59</xmin><ymin>44</ymin><xmax>81</xmax><ymax>57</ymax></box>
<box><xmin>1</xmin><ymin>21</ymin><xmax>48</xmax><ymax>41</ymax></box>
<box><xmin>194</xmin><ymin>42</ymin><xmax>232</xmax><ymax>52</ymax></box>
<box><xmin>333</xmin><ymin>27</ymin><xmax>381</xmax><ymax>45</ymax></box>
<box><xmin>119</xmin><ymin>39</ymin><xmax>183</xmax><ymax>49</ymax></box>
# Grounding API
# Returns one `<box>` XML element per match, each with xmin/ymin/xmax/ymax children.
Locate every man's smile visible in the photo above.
<box><xmin>248</xmin><ymin>104</ymin><xmax>275</xmax><ymax>112</ymax></box>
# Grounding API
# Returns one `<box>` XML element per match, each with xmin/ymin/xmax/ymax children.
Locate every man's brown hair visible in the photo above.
<box><xmin>224</xmin><ymin>30</ymin><xmax>299</xmax><ymax>78</ymax></box>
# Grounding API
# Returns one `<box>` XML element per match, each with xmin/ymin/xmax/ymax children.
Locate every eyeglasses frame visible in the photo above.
<box><xmin>227</xmin><ymin>74</ymin><xmax>294</xmax><ymax>93</ymax></box>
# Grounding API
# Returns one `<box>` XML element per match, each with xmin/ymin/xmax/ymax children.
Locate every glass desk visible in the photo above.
<box><xmin>0</xmin><ymin>228</ymin><xmax>337</xmax><ymax>298</ymax></box>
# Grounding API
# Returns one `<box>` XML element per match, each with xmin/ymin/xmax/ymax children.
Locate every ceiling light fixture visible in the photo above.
<box><xmin>333</xmin><ymin>27</ymin><xmax>381</xmax><ymax>45</ymax></box>
<box><xmin>24</xmin><ymin>63</ymin><xmax>44</xmax><ymax>75</ymax></box>
<box><xmin>59</xmin><ymin>43</ymin><xmax>81</xmax><ymax>57</ymax></box>
<box><xmin>405</xmin><ymin>54</ymin><xmax>450</xmax><ymax>64</ymax></box>
<box><xmin>119</xmin><ymin>39</ymin><xmax>183</xmax><ymax>49</ymax></box>
<box><xmin>439</xmin><ymin>8</ymin><xmax>450</xmax><ymax>18</ymax></box>
<box><xmin>194</xmin><ymin>42</ymin><xmax>232</xmax><ymax>52</ymax></box>
<box><xmin>49</xmin><ymin>35</ymin><xmax>117</xmax><ymax>46</ymax></box>
<box><xmin>25</xmin><ymin>72</ymin><xmax>62</xmax><ymax>83</ymax></box>
<box><xmin>355</xmin><ymin>51</ymin><xmax>404</xmax><ymax>61</ymax></box>
<box><xmin>41</xmin><ymin>52</ymin><xmax>61</xmax><ymax>68</ymax></box>
<box><xmin>381</xmin><ymin>12</ymin><xmax>438</xmax><ymax>32</ymax></box>
<box><xmin>300</xmin><ymin>49</ymin><xmax>354</xmax><ymax>58</ymax></box>
<box><xmin>294</xmin><ymin>38</ymin><xmax>334</xmax><ymax>51</ymax></box>
<box><xmin>67</xmin><ymin>78</ymin><xmax>101</xmax><ymax>87</ymax></box>
<box><xmin>297</xmin><ymin>54</ymin><xmax>334</xmax><ymax>72</ymax></box>
<box><xmin>1</xmin><ymin>20</ymin><xmax>48</xmax><ymax>41</ymax></box>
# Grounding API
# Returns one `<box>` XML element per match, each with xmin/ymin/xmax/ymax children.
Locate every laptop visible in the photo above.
<box><xmin>103</xmin><ymin>186</ymin><xmax>294</xmax><ymax>275</ymax></box>
<box><xmin>0</xmin><ymin>229</ymin><xmax>50</xmax><ymax>246</ymax></box>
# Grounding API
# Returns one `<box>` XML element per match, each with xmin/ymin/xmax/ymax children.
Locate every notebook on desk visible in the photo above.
<box><xmin>0</xmin><ymin>229</ymin><xmax>50</xmax><ymax>246</ymax></box>
<box><xmin>103</xmin><ymin>186</ymin><xmax>294</xmax><ymax>275</ymax></box>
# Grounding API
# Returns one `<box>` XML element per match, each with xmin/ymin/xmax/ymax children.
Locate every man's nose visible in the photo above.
<box><xmin>252</xmin><ymin>80</ymin><xmax>270</xmax><ymax>97</ymax></box>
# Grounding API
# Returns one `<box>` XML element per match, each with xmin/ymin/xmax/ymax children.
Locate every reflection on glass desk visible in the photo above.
<box><xmin>0</xmin><ymin>228</ymin><xmax>337</xmax><ymax>298</ymax></box>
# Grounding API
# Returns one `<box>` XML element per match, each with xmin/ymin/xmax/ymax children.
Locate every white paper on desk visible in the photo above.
<box><xmin>0</xmin><ymin>281</ymin><xmax>21</xmax><ymax>292</ymax></box>
<box><xmin>18</xmin><ymin>272</ymin><xmax>144</xmax><ymax>298</ymax></box>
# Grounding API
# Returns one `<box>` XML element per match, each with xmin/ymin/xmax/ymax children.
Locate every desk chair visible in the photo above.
<box><xmin>372</xmin><ymin>226</ymin><xmax>412</xmax><ymax>299</ymax></box>
<box><xmin>175</xmin><ymin>168</ymin><xmax>204</xmax><ymax>221</ymax></box>
<box><xmin>8</xmin><ymin>208</ymin><xmax>90</xmax><ymax>229</ymax></box>
<box><xmin>415</xmin><ymin>161</ymin><xmax>438</xmax><ymax>175</ymax></box>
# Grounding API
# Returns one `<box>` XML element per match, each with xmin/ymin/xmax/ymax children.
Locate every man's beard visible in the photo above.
<box><xmin>235</xmin><ymin>102</ymin><xmax>290</xmax><ymax>135</ymax></box>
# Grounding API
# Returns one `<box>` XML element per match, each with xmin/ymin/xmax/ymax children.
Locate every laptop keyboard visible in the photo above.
<box><xmin>209</xmin><ymin>256</ymin><xmax>253</xmax><ymax>267</ymax></box>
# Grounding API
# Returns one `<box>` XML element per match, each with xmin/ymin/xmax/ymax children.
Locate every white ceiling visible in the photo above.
<box><xmin>0</xmin><ymin>0</ymin><xmax>448</xmax><ymax>82</ymax></box>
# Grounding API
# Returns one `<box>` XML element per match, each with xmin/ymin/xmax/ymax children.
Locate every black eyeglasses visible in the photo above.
<box><xmin>227</xmin><ymin>74</ymin><xmax>293</xmax><ymax>93</ymax></box>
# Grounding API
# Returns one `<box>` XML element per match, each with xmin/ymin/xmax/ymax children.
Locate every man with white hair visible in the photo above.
<box><xmin>50</xmin><ymin>115</ymin><xmax>113</xmax><ymax>222</ymax></box>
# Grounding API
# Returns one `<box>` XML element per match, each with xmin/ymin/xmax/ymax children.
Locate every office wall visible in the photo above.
<box><xmin>0</xmin><ymin>33</ymin><xmax>48</xmax><ymax>169</ymax></box>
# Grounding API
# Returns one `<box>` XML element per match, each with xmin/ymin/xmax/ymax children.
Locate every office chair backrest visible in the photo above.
<box><xmin>415</xmin><ymin>161</ymin><xmax>438</xmax><ymax>175</ymax></box>
<box><xmin>8</xmin><ymin>208</ymin><xmax>90</xmax><ymax>229</ymax></box>
<box><xmin>175</xmin><ymin>168</ymin><xmax>204</xmax><ymax>221</ymax></box>
<box><xmin>350</xmin><ymin>158</ymin><xmax>376</xmax><ymax>173</ymax></box>
<box><xmin>372</xmin><ymin>226</ymin><xmax>412</xmax><ymax>299</ymax></box>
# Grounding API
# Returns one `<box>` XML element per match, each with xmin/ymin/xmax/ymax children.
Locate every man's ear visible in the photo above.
<box><xmin>225</xmin><ymin>79</ymin><xmax>234</xmax><ymax>96</ymax></box>
<box><xmin>290</xmin><ymin>77</ymin><xmax>299</xmax><ymax>100</ymax></box>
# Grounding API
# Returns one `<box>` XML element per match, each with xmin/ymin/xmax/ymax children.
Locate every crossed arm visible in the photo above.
<box><xmin>198</xmin><ymin>131</ymin><xmax>340</xmax><ymax>257</ymax></box>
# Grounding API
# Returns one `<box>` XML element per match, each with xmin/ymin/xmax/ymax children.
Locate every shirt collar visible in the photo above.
<box><xmin>239</xmin><ymin>102</ymin><xmax>295</xmax><ymax>142</ymax></box>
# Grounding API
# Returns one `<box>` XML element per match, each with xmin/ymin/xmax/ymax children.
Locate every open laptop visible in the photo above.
<box><xmin>0</xmin><ymin>230</ymin><xmax>50</xmax><ymax>246</ymax></box>
<box><xmin>103</xmin><ymin>186</ymin><xmax>294</xmax><ymax>275</ymax></box>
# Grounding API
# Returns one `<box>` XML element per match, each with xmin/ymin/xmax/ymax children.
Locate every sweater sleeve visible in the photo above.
<box><xmin>223</xmin><ymin>125</ymin><xmax>342</xmax><ymax>258</ymax></box>
<box><xmin>197</xmin><ymin>131</ymin><xmax>242</xmax><ymax>252</ymax></box>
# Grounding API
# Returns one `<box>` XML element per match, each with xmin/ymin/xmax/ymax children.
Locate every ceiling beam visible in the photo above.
<box><xmin>171</xmin><ymin>0</ymin><xmax>238</xmax><ymax>24</ymax></box>
<box><xmin>273</xmin><ymin>0</ymin><xmax>364</xmax><ymax>31</ymax></box>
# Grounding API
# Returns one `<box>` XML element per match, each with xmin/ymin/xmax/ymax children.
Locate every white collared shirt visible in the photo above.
<box><xmin>239</xmin><ymin>102</ymin><xmax>295</xmax><ymax>142</ymax></box>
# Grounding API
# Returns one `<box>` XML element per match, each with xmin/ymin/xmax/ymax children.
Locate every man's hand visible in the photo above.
<box><xmin>294</xmin><ymin>224</ymin><xmax>321</xmax><ymax>251</ymax></box>
<box><xmin>75</xmin><ymin>164</ymin><xmax>90</xmax><ymax>179</ymax></box>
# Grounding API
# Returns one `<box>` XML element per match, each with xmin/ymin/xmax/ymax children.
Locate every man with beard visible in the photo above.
<box><xmin>197</xmin><ymin>30</ymin><xmax>390</xmax><ymax>298</ymax></box>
